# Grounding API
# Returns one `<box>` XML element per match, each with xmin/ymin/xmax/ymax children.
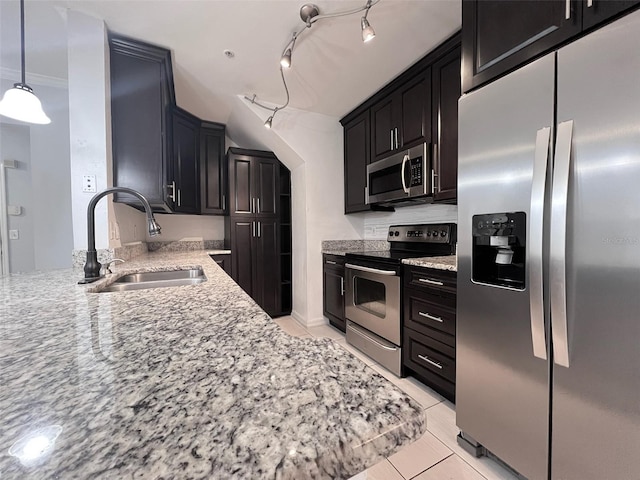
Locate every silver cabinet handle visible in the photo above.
<box><xmin>529</xmin><ymin>127</ymin><xmax>551</xmax><ymax>360</ymax></box>
<box><xmin>256</xmin><ymin>198</ymin><xmax>260</xmax><ymax>214</ymax></box>
<box><xmin>257</xmin><ymin>221</ymin><xmax>261</xmax><ymax>238</ymax></box>
<box><xmin>587</xmin><ymin>0</ymin><xmax>593</xmax><ymax>6</ymax></box>
<box><xmin>401</xmin><ymin>154</ymin><xmax>410</xmax><ymax>194</ymax></box>
<box><xmin>550</xmin><ymin>120</ymin><xmax>573</xmax><ymax>368</ymax></box>
<box><xmin>418</xmin><ymin>312</ymin><xmax>443</xmax><ymax>323</ymax></box>
<box><xmin>390</xmin><ymin>129</ymin><xmax>394</xmax><ymax>150</ymax></box>
<box><xmin>418</xmin><ymin>354</ymin><xmax>443</xmax><ymax>369</ymax></box>
<box><xmin>431</xmin><ymin>169</ymin><xmax>436</xmax><ymax>194</ymax></box>
<box><xmin>418</xmin><ymin>278</ymin><xmax>443</xmax><ymax>286</ymax></box>
<box><xmin>251</xmin><ymin>198</ymin><xmax>255</xmax><ymax>213</ymax></box>
<box><xmin>340</xmin><ymin>276</ymin><xmax>344</xmax><ymax>296</ymax></box>
<box><xmin>326</xmin><ymin>260</ymin><xmax>337</xmax><ymax>265</ymax></box>
<box><xmin>345</xmin><ymin>263</ymin><xmax>397</xmax><ymax>276</ymax></box>
<box><xmin>222</xmin><ymin>194</ymin><xmax>226</xmax><ymax>211</ymax></box>
<box><xmin>252</xmin><ymin>221</ymin><xmax>256</xmax><ymax>237</ymax></box>
<box><xmin>167</xmin><ymin>181</ymin><xmax>176</xmax><ymax>201</ymax></box>
<box><xmin>394</xmin><ymin>127</ymin><xmax>399</xmax><ymax>149</ymax></box>
<box><xmin>177</xmin><ymin>189</ymin><xmax>181</xmax><ymax>207</ymax></box>
<box><xmin>565</xmin><ymin>0</ymin><xmax>571</xmax><ymax>19</ymax></box>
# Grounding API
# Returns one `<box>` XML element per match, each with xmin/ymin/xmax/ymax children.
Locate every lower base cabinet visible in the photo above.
<box><xmin>403</xmin><ymin>265</ymin><xmax>457</xmax><ymax>402</ymax></box>
<box><xmin>209</xmin><ymin>254</ymin><xmax>231</xmax><ymax>276</ymax></box>
<box><xmin>322</xmin><ymin>254</ymin><xmax>346</xmax><ymax>332</ymax></box>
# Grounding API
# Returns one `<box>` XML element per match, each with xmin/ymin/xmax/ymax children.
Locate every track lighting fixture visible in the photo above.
<box><xmin>0</xmin><ymin>0</ymin><xmax>50</xmax><ymax>124</ymax></box>
<box><xmin>244</xmin><ymin>0</ymin><xmax>379</xmax><ymax>129</ymax></box>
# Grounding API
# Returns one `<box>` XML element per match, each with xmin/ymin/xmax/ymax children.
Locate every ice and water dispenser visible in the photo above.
<box><xmin>472</xmin><ymin>212</ymin><xmax>526</xmax><ymax>290</ymax></box>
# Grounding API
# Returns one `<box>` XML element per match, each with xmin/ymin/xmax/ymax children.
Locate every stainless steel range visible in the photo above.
<box><xmin>344</xmin><ymin>224</ymin><xmax>456</xmax><ymax>376</ymax></box>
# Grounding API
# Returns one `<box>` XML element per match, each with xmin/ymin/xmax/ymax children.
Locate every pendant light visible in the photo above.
<box><xmin>0</xmin><ymin>0</ymin><xmax>51</xmax><ymax>125</ymax></box>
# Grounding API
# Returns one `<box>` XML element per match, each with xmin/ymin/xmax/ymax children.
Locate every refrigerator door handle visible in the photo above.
<box><xmin>550</xmin><ymin>120</ymin><xmax>574</xmax><ymax>368</ymax></box>
<box><xmin>529</xmin><ymin>127</ymin><xmax>551</xmax><ymax>360</ymax></box>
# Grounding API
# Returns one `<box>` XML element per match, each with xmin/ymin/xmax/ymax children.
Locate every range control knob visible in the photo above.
<box><xmin>394</xmin><ymin>231</ymin><xmax>400</xmax><ymax>236</ymax></box>
<box><xmin>432</xmin><ymin>231</ymin><xmax>439</xmax><ymax>238</ymax></box>
<box><xmin>441</xmin><ymin>230</ymin><xmax>448</xmax><ymax>237</ymax></box>
<box><xmin>426</xmin><ymin>231</ymin><xmax>432</xmax><ymax>237</ymax></box>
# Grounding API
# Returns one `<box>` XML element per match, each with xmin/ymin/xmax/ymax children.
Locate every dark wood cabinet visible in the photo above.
<box><xmin>370</xmin><ymin>71</ymin><xmax>431</xmax><ymax>162</ymax></box>
<box><xmin>109</xmin><ymin>34</ymin><xmax>175</xmax><ymax>212</ymax></box>
<box><xmin>209</xmin><ymin>254</ymin><xmax>231</xmax><ymax>276</ymax></box>
<box><xmin>323</xmin><ymin>254</ymin><xmax>346</xmax><ymax>332</ymax></box>
<box><xmin>462</xmin><ymin>0</ymin><xmax>640</xmax><ymax>93</ymax></box>
<box><xmin>343</xmin><ymin>110</ymin><xmax>371</xmax><ymax>214</ymax></box>
<box><xmin>200</xmin><ymin>122</ymin><xmax>226</xmax><ymax>215</ymax></box>
<box><xmin>403</xmin><ymin>265</ymin><xmax>457</xmax><ymax>402</ymax></box>
<box><xmin>226</xmin><ymin>149</ymin><xmax>291</xmax><ymax>317</ymax></box>
<box><xmin>341</xmin><ymin>33</ymin><xmax>460</xmax><ymax>211</ymax></box>
<box><xmin>432</xmin><ymin>47</ymin><xmax>461</xmax><ymax>202</ymax></box>
<box><xmin>171</xmin><ymin>107</ymin><xmax>200</xmax><ymax>214</ymax></box>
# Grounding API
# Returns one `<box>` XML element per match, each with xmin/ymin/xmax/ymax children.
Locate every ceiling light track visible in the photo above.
<box><xmin>243</xmin><ymin>0</ymin><xmax>379</xmax><ymax>129</ymax></box>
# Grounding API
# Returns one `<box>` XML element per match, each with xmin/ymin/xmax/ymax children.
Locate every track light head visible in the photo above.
<box><xmin>264</xmin><ymin>116</ymin><xmax>274</xmax><ymax>129</ymax></box>
<box><xmin>361</xmin><ymin>17</ymin><xmax>375</xmax><ymax>43</ymax></box>
<box><xmin>280</xmin><ymin>48</ymin><xmax>292</xmax><ymax>68</ymax></box>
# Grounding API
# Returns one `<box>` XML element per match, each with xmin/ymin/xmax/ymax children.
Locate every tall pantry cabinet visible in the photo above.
<box><xmin>225</xmin><ymin>148</ymin><xmax>292</xmax><ymax>317</ymax></box>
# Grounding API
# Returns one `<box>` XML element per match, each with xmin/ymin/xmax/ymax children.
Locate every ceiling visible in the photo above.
<box><xmin>1</xmin><ymin>0</ymin><xmax>460</xmax><ymax>123</ymax></box>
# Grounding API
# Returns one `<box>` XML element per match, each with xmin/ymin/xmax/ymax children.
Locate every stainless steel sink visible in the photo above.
<box><xmin>98</xmin><ymin>268</ymin><xmax>207</xmax><ymax>292</ymax></box>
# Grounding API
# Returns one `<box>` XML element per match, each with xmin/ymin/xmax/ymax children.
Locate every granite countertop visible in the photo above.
<box><xmin>401</xmin><ymin>255</ymin><xmax>457</xmax><ymax>272</ymax></box>
<box><xmin>0</xmin><ymin>251</ymin><xmax>425</xmax><ymax>479</ymax></box>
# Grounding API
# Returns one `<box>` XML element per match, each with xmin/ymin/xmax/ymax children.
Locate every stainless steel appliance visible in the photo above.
<box><xmin>366</xmin><ymin>143</ymin><xmax>431</xmax><ymax>206</ymax></box>
<box><xmin>457</xmin><ymin>9</ymin><xmax>640</xmax><ymax>480</ymax></box>
<box><xmin>345</xmin><ymin>223</ymin><xmax>456</xmax><ymax>376</ymax></box>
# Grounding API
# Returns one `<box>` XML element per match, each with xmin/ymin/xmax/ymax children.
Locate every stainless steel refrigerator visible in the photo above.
<box><xmin>457</xmin><ymin>9</ymin><xmax>640</xmax><ymax>480</ymax></box>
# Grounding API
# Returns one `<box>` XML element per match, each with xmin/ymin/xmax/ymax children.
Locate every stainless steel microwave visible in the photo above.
<box><xmin>366</xmin><ymin>143</ymin><xmax>431</xmax><ymax>206</ymax></box>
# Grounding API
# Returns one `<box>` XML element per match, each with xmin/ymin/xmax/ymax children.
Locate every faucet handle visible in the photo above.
<box><xmin>101</xmin><ymin>258</ymin><xmax>125</xmax><ymax>275</ymax></box>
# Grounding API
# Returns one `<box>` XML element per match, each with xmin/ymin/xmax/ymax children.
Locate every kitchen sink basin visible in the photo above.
<box><xmin>98</xmin><ymin>268</ymin><xmax>207</xmax><ymax>292</ymax></box>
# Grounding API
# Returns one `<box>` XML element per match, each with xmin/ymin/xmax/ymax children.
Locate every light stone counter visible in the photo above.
<box><xmin>0</xmin><ymin>250</ymin><xmax>425</xmax><ymax>479</ymax></box>
<box><xmin>401</xmin><ymin>255</ymin><xmax>458</xmax><ymax>272</ymax></box>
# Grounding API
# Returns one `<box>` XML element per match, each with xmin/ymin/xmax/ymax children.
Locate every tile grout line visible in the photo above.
<box><xmin>406</xmin><ymin>452</ymin><xmax>455</xmax><ymax>480</ymax></box>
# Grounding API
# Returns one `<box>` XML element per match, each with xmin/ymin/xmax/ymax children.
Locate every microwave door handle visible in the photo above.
<box><xmin>401</xmin><ymin>154</ymin><xmax>410</xmax><ymax>194</ymax></box>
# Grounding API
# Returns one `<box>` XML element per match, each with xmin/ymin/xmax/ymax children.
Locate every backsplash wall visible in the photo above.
<box><xmin>363</xmin><ymin>203</ymin><xmax>457</xmax><ymax>239</ymax></box>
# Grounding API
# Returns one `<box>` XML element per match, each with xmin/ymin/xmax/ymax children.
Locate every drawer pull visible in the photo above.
<box><xmin>418</xmin><ymin>278</ymin><xmax>444</xmax><ymax>286</ymax></box>
<box><xmin>418</xmin><ymin>354</ymin><xmax>443</xmax><ymax>369</ymax></box>
<box><xmin>419</xmin><ymin>312</ymin><xmax>443</xmax><ymax>323</ymax></box>
<box><xmin>326</xmin><ymin>260</ymin><xmax>337</xmax><ymax>265</ymax></box>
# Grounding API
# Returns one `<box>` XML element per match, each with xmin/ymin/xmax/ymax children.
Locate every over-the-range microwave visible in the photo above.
<box><xmin>366</xmin><ymin>143</ymin><xmax>432</xmax><ymax>207</ymax></box>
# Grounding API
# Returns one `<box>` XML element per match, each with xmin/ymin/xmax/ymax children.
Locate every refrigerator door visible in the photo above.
<box><xmin>552</xmin><ymin>9</ymin><xmax>640</xmax><ymax>480</ymax></box>
<box><xmin>457</xmin><ymin>54</ymin><xmax>554</xmax><ymax>480</ymax></box>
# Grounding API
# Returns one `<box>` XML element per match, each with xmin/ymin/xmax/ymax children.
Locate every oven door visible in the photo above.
<box><xmin>345</xmin><ymin>263</ymin><xmax>401</xmax><ymax>345</ymax></box>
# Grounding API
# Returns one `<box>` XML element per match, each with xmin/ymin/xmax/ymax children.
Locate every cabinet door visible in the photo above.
<box><xmin>343</xmin><ymin>110</ymin><xmax>371</xmax><ymax>214</ymax></box>
<box><xmin>200</xmin><ymin>123</ymin><xmax>226</xmax><ymax>214</ymax></box>
<box><xmin>462</xmin><ymin>0</ymin><xmax>582</xmax><ymax>93</ymax></box>
<box><xmin>432</xmin><ymin>47</ymin><xmax>461</xmax><ymax>202</ymax></box>
<box><xmin>254</xmin><ymin>218</ymin><xmax>280</xmax><ymax>316</ymax></box>
<box><xmin>228</xmin><ymin>155</ymin><xmax>253</xmax><ymax>216</ymax></box>
<box><xmin>371</xmin><ymin>97</ymin><xmax>395</xmax><ymax>161</ymax></box>
<box><xmin>171</xmin><ymin>108</ymin><xmax>200</xmax><ymax>213</ymax></box>
<box><xmin>254</xmin><ymin>157</ymin><xmax>279</xmax><ymax>218</ymax></box>
<box><xmin>323</xmin><ymin>267</ymin><xmax>345</xmax><ymax>331</ymax></box>
<box><xmin>230</xmin><ymin>220</ymin><xmax>255</xmax><ymax>296</ymax></box>
<box><xmin>399</xmin><ymin>71</ymin><xmax>431</xmax><ymax>149</ymax></box>
<box><xmin>582</xmin><ymin>0</ymin><xmax>640</xmax><ymax>29</ymax></box>
<box><xmin>210</xmin><ymin>254</ymin><xmax>231</xmax><ymax>276</ymax></box>
<box><xmin>110</xmin><ymin>36</ymin><xmax>175</xmax><ymax>212</ymax></box>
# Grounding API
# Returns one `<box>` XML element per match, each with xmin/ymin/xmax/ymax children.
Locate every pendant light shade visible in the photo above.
<box><xmin>361</xmin><ymin>17</ymin><xmax>375</xmax><ymax>43</ymax></box>
<box><xmin>0</xmin><ymin>0</ymin><xmax>51</xmax><ymax>125</ymax></box>
<box><xmin>0</xmin><ymin>83</ymin><xmax>51</xmax><ymax>124</ymax></box>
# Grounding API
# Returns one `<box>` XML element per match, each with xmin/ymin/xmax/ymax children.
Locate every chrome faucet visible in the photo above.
<box><xmin>79</xmin><ymin>187</ymin><xmax>161</xmax><ymax>284</ymax></box>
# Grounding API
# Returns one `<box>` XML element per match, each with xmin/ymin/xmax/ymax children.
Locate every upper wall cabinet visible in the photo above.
<box><xmin>110</xmin><ymin>34</ymin><xmax>175</xmax><ymax>212</ymax></box>
<box><xmin>370</xmin><ymin>71</ymin><xmax>431</xmax><ymax>162</ymax></box>
<box><xmin>341</xmin><ymin>33</ymin><xmax>461</xmax><ymax>212</ymax></box>
<box><xmin>227</xmin><ymin>148</ymin><xmax>279</xmax><ymax>218</ymax></box>
<box><xmin>462</xmin><ymin>0</ymin><xmax>640</xmax><ymax>93</ymax></box>
<box><xmin>110</xmin><ymin>34</ymin><xmax>227</xmax><ymax>215</ymax></box>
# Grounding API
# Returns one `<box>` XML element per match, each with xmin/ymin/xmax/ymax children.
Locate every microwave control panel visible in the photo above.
<box><xmin>409</xmin><ymin>157</ymin><xmax>423</xmax><ymax>187</ymax></box>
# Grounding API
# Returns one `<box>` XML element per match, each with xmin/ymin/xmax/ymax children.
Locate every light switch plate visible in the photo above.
<box><xmin>82</xmin><ymin>175</ymin><xmax>97</xmax><ymax>193</ymax></box>
<box><xmin>9</xmin><ymin>229</ymin><xmax>19</xmax><ymax>240</ymax></box>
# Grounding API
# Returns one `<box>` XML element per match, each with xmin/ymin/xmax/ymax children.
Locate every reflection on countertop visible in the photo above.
<box><xmin>0</xmin><ymin>250</ymin><xmax>425</xmax><ymax>479</ymax></box>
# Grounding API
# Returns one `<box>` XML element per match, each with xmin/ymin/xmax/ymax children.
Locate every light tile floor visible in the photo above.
<box><xmin>273</xmin><ymin>316</ymin><xmax>521</xmax><ymax>480</ymax></box>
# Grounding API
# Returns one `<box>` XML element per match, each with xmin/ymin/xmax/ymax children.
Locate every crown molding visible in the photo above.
<box><xmin>0</xmin><ymin>67</ymin><xmax>68</xmax><ymax>89</ymax></box>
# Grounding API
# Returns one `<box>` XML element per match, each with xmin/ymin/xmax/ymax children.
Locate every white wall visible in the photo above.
<box><xmin>0</xmin><ymin>80</ymin><xmax>73</xmax><ymax>273</ymax></box>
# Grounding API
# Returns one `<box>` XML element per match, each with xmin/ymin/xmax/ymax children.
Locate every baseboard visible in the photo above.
<box><xmin>291</xmin><ymin>310</ymin><xmax>328</xmax><ymax>329</ymax></box>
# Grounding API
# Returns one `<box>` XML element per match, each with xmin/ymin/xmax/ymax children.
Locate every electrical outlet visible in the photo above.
<box><xmin>9</xmin><ymin>229</ymin><xmax>19</xmax><ymax>240</ymax></box>
<box><xmin>82</xmin><ymin>175</ymin><xmax>97</xmax><ymax>193</ymax></box>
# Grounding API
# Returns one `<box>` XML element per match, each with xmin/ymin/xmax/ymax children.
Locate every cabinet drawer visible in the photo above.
<box><xmin>405</xmin><ymin>292</ymin><xmax>455</xmax><ymax>339</ymax></box>
<box><xmin>323</xmin><ymin>254</ymin><xmax>345</xmax><ymax>269</ymax></box>
<box><xmin>404</xmin><ymin>328</ymin><xmax>455</xmax><ymax>383</ymax></box>
<box><xmin>404</xmin><ymin>266</ymin><xmax>456</xmax><ymax>295</ymax></box>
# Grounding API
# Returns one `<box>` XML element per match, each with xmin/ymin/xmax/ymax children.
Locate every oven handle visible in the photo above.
<box><xmin>345</xmin><ymin>263</ymin><xmax>397</xmax><ymax>276</ymax></box>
